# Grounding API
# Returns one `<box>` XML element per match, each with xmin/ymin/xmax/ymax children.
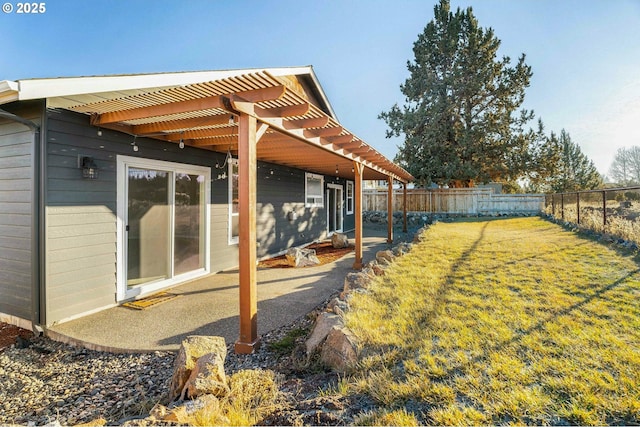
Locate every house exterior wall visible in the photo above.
<box><xmin>44</xmin><ymin>109</ymin><xmax>337</xmax><ymax>324</ymax></box>
<box><xmin>0</xmin><ymin>101</ymin><xmax>40</xmax><ymax>323</ymax></box>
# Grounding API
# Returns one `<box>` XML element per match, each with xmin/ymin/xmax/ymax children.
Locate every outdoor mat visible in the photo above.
<box><xmin>122</xmin><ymin>292</ymin><xmax>180</xmax><ymax>310</ymax></box>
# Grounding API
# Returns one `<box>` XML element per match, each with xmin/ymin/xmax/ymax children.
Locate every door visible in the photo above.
<box><xmin>326</xmin><ymin>184</ymin><xmax>344</xmax><ymax>234</ymax></box>
<box><xmin>117</xmin><ymin>156</ymin><xmax>210</xmax><ymax>300</ymax></box>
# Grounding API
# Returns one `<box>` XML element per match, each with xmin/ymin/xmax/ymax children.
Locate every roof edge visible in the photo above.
<box><xmin>0</xmin><ymin>80</ymin><xmax>20</xmax><ymax>105</ymax></box>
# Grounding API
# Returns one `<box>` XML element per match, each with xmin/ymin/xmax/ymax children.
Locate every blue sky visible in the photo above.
<box><xmin>1</xmin><ymin>0</ymin><xmax>639</xmax><ymax>177</ymax></box>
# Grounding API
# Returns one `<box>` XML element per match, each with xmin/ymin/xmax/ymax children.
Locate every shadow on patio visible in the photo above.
<box><xmin>47</xmin><ymin>226</ymin><xmax>397</xmax><ymax>353</ymax></box>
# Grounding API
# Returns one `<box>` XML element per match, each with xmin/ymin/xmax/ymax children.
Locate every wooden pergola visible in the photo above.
<box><xmin>45</xmin><ymin>68</ymin><xmax>413</xmax><ymax>353</ymax></box>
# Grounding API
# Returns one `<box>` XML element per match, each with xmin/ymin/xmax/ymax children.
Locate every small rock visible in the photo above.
<box><xmin>331</xmin><ymin>233</ymin><xmax>350</xmax><ymax>249</ymax></box>
<box><xmin>286</xmin><ymin>248</ymin><xmax>320</xmax><ymax>267</ymax></box>
<box><xmin>343</xmin><ymin>272</ymin><xmax>371</xmax><ymax>294</ymax></box>
<box><xmin>375</xmin><ymin>250</ymin><xmax>395</xmax><ymax>265</ymax></box>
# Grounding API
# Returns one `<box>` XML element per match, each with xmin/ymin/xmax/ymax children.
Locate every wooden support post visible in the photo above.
<box><xmin>387</xmin><ymin>176</ymin><xmax>393</xmax><ymax>244</ymax></box>
<box><xmin>353</xmin><ymin>161</ymin><xmax>364</xmax><ymax>269</ymax></box>
<box><xmin>403</xmin><ymin>183</ymin><xmax>408</xmax><ymax>233</ymax></box>
<box><xmin>235</xmin><ymin>113</ymin><xmax>260</xmax><ymax>354</ymax></box>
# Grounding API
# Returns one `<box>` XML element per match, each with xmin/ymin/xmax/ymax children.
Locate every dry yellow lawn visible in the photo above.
<box><xmin>344</xmin><ymin>217</ymin><xmax>640</xmax><ymax>425</ymax></box>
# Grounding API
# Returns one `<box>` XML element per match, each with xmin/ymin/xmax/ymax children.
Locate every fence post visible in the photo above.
<box><xmin>576</xmin><ymin>192</ymin><xmax>580</xmax><ymax>224</ymax></box>
<box><xmin>602</xmin><ymin>191</ymin><xmax>607</xmax><ymax>226</ymax></box>
<box><xmin>561</xmin><ymin>193</ymin><xmax>564</xmax><ymax>220</ymax></box>
<box><xmin>552</xmin><ymin>195</ymin><xmax>555</xmax><ymax>216</ymax></box>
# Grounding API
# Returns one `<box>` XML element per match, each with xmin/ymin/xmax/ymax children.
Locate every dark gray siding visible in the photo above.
<box><xmin>45</xmin><ymin>109</ymin><xmax>232</xmax><ymax>323</ymax></box>
<box><xmin>256</xmin><ymin>165</ymin><xmax>325</xmax><ymax>257</ymax></box>
<box><xmin>0</xmin><ymin>102</ymin><xmax>40</xmax><ymax>322</ymax></box>
<box><xmin>44</xmin><ymin>109</ymin><xmax>332</xmax><ymax>323</ymax></box>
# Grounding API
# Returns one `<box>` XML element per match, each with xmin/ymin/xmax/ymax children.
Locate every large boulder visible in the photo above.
<box><xmin>168</xmin><ymin>336</ymin><xmax>227</xmax><ymax>402</ymax></box>
<box><xmin>286</xmin><ymin>248</ymin><xmax>320</xmax><ymax>267</ymax></box>
<box><xmin>182</xmin><ymin>352</ymin><xmax>230</xmax><ymax>400</ymax></box>
<box><xmin>320</xmin><ymin>326</ymin><xmax>359</xmax><ymax>373</ymax></box>
<box><xmin>305</xmin><ymin>312</ymin><xmax>343</xmax><ymax>355</ymax></box>
<box><xmin>331</xmin><ymin>233</ymin><xmax>350</xmax><ymax>249</ymax></box>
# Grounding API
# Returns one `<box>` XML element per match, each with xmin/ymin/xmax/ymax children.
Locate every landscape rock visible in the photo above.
<box><xmin>168</xmin><ymin>335</ymin><xmax>227</xmax><ymax>402</ymax></box>
<box><xmin>393</xmin><ymin>242</ymin><xmax>412</xmax><ymax>256</ymax></box>
<box><xmin>331</xmin><ymin>233</ymin><xmax>350</xmax><ymax>249</ymax></box>
<box><xmin>286</xmin><ymin>248</ymin><xmax>320</xmax><ymax>267</ymax></box>
<box><xmin>305</xmin><ymin>313</ymin><xmax>343</xmax><ymax>356</ymax></box>
<box><xmin>375</xmin><ymin>250</ymin><xmax>395</xmax><ymax>265</ymax></box>
<box><xmin>150</xmin><ymin>394</ymin><xmax>221</xmax><ymax>424</ymax></box>
<box><xmin>327</xmin><ymin>297</ymin><xmax>349</xmax><ymax>317</ymax></box>
<box><xmin>320</xmin><ymin>326</ymin><xmax>359</xmax><ymax>373</ymax></box>
<box><xmin>182</xmin><ymin>352</ymin><xmax>229</xmax><ymax>400</ymax></box>
<box><xmin>343</xmin><ymin>272</ymin><xmax>370</xmax><ymax>293</ymax></box>
<box><xmin>365</xmin><ymin>260</ymin><xmax>386</xmax><ymax>276</ymax></box>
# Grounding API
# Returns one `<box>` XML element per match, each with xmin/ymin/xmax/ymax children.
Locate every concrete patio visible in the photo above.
<box><xmin>47</xmin><ymin>227</ymin><xmax>396</xmax><ymax>353</ymax></box>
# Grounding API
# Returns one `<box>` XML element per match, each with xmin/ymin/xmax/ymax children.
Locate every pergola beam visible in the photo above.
<box><xmin>92</xmin><ymin>96</ymin><xmax>226</xmax><ymax>125</ymax></box>
<box><xmin>92</xmin><ymin>86</ymin><xmax>285</xmax><ymax>126</ymax></box>
<box><xmin>285</xmin><ymin>117</ymin><xmax>330</xmax><ymax>129</ymax></box>
<box><xmin>132</xmin><ymin>115</ymin><xmax>234</xmax><ymax>135</ymax></box>
<box><xmin>165</xmin><ymin>127</ymin><xmax>237</xmax><ymax>141</ymax></box>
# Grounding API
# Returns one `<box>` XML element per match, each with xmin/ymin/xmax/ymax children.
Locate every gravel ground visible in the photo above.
<box><xmin>0</xmin><ymin>305</ymin><xmax>328</xmax><ymax>426</ymax></box>
<box><xmin>1</xmin><ymin>226</ymin><xmax>417</xmax><ymax>426</ymax></box>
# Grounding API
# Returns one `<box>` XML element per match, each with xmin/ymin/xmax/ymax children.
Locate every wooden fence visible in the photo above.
<box><xmin>363</xmin><ymin>188</ymin><xmax>544</xmax><ymax>215</ymax></box>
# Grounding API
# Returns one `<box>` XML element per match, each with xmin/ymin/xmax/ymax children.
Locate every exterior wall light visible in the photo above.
<box><xmin>80</xmin><ymin>156</ymin><xmax>99</xmax><ymax>179</ymax></box>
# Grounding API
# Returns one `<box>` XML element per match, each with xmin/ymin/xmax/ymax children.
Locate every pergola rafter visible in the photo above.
<box><xmin>49</xmin><ymin>69</ymin><xmax>413</xmax><ymax>355</ymax></box>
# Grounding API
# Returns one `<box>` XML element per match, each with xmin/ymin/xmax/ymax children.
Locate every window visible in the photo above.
<box><xmin>116</xmin><ymin>156</ymin><xmax>210</xmax><ymax>301</ymax></box>
<box><xmin>228</xmin><ymin>159</ymin><xmax>239</xmax><ymax>244</ymax></box>
<box><xmin>346</xmin><ymin>181</ymin><xmax>354</xmax><ymax>214</ymax></box>
<box><xmin>305</xmin><ymin>172</ymin><xmax>324</xmax><ymax>208</ymax></box>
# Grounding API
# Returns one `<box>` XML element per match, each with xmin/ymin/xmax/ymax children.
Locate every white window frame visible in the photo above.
<box><xmin>228</xmin><ymin>158</ymin><xmax>239</xmax><ymax>245</ymax></box>
<box><xmin>346</xmin><ymin>180</ymin><xmax>354</xmax><ymax>214</ymax></box>
<box><xmin>305</xmin><ymin>172</ymin><xmax>324</xmax><ymax>208</ymax></box>
<box><xmin>116</xmin><ymin>155</ymin><xmax>211</xmax><ymax>301</ymax></box>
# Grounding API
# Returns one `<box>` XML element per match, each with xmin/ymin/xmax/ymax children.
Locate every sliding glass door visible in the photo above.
<box><xmin>117</xmin><ymin>156</ymin><xmax>210</xmax><ymax>300</ymax></box>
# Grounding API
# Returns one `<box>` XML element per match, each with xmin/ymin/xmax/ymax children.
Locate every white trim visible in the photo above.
<box><xmin>12</xmin><ymin>66</ymin><xmax>315</xmax><ymax>100</ymax></box>
<box><xmin>0</xmin><ymin>80</ymin><xmax>19</xmax><ymax>105</ymax></box>
<box><xmin>116</xmin><ymin>155</ymin><xmax>211</xmax><ymax>301</ymax></box>
<box><xmin>228</xmin><ymin>158</ymin><xmax>239</xmax><ymax>245</ymax></box>
<box><xmin>0</xmin><ymin>312</ymin><xmax>32</xmax><ymax>331</ymax></box>
<box><xmin>305</xmin><ymin>172</ymin><xmax>324</xmax><ymax>208</ymax></box>
<box><xmin>346</xmin><ymin>180</ymin><xmax>354</xmax><ymax>214</ymax></box>
<box><xmin>326</xmin><ymin>183</ymin><xmax>344</xmax><ymax>234</ymax></box>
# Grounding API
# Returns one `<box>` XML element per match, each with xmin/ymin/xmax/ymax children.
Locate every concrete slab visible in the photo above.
<box><xmin>48</xmin><ymin>228</ymin><xmax>393</xmax><ymax>353</ymax></box>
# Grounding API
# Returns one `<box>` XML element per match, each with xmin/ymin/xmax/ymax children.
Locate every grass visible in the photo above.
<box><xmin>189</xmin><ymin>369</ymin><xmax>283</xmax><ymax>426</ymax></box>
<box><xmin>267</xmin><ymin>327</ymin><xmax>308</xmax><ymax>356</ymax></box>
<box><xmin>341</xmin><ymin>217</ymin><xmax>640</xmax><ymax>425</ymax></box>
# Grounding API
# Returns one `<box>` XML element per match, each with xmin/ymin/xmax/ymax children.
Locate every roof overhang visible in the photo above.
<box><xmin>1</xmin><ymin>68</ymin><xmax>413</xmax><ymax>183</ymax></box>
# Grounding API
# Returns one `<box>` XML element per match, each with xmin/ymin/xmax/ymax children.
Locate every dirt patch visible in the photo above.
<box><xmin>258</xmin><ymin>241</ymin><xmax>353</xmax><ymax>269</ymax></box>
<box><xmin>0</xmin><ymin>322</ymin><xmax>33</xmax><ymax>351</ymax></box>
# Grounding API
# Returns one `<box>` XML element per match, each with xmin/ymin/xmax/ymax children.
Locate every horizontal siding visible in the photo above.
<box><xmin>45</xmin><ymin>109</ymin><xmax>232</xmax><ymax>323</ymax></box>
<box><xmin>44</xmin><ymin>109</ymin><xmax>340</xmax><ymax>323</ymax></box>
<box><xmin>0</xmin><ymin>102</ymin><xmax>39</xmax><ymax>321</ymax></box>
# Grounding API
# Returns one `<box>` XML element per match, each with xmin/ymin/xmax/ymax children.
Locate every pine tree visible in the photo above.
<box><xmin>380</xmin><ymin>0</ymin><xmax>534</xmax><ymax>187</ymax></box>
<box><xmin>550</xmin><ymin>130</ymin><xmax>602</xmax><ymax>192</ymax></box>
